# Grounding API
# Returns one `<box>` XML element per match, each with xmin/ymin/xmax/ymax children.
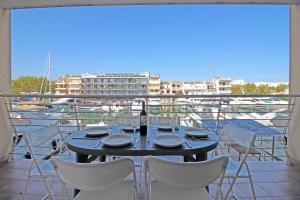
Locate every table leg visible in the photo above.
<box><xmin>195</xmin><ymin>153</ymin><xmax>207</xmax><ymax>162</ymax></box>
<box><xmin>99</xmin><ymin>155</ymin><xmax>106</xmax><ymax>162</ymax></box>
<box><xmin>74</xmin><ymin>153</ymin><xmax>89</xmax><ymax>196</ymax></box>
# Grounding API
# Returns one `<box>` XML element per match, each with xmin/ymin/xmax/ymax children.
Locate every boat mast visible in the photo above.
<box><xmin>48</xmin><ymin>52</ymin><xmax>51</xmax><ymax>94</ymax></box>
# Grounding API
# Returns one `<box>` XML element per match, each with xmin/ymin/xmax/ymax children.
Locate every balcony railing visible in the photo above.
<box><xmin>0</xmin><ymin>93</ymin><xmax>296</xmax><ymax>162</ymax></box>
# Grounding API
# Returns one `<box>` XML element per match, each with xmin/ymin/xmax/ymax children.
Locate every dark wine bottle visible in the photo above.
<box><xmin>140</xmin><ymin>101</ymin><xmax>147</xmax><ymax>136</ymax></box>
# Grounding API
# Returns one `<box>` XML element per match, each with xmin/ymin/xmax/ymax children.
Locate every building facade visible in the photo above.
<box><xmin>55</xmin><ymin>72</ymin><xmax>149</xmax><ymax>95</ymax></box>
<box><xmin>55</xmin><ymin>75</ymin><xmax>81</xmax><ymax>95</ymax></box>
<box><xmin>148</xmin><ymin>74</ymin><xmax>161</xmax><ymax>95</ymax></box>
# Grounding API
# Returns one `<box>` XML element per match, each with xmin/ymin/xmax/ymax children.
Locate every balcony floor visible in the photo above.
<box><xmin>0</xmin><ymin>159</ymin><xmax>300</xmax><ymax>200</ymax></box>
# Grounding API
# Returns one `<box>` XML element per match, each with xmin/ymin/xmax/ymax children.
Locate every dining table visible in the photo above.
<box><xmin>66</xmin><ymin>125</ymin><xmax>218</xmax><ymax>163</ymax></box>
<box><xmin>66</xmin><ymin>125</ymin><xmax>218</xmax><ymax>196</ymax></box>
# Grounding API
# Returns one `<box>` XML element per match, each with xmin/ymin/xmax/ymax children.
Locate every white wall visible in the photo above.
<box><xmin>288</xmin><ymin>5</ymin><xmax>300</xmax><ymax>163</ymax></box>
<box><xmin>0</xmin><ymin>9</ymin><xmax>13</xmax><ymax>162</ymax></box>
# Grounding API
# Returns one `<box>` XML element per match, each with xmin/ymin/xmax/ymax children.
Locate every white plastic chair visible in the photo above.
<box><xmin>144</xmin><ymin>156</ymin><xmax>229</xmax><ymax>200</ymax></box>
<box><xmin>223</xmin><ymin>124</ymin><xmax>257</xmax><ymax>200</ymax></box>
<box><xmin>50</xmin><ymin>156</ymin><xmax>138</xmax><ymax>200</ymax></box>
<box><xmin>22</xmin><ymin>124</ymin><xmax>74</xmax><ymax>200</ymax></box>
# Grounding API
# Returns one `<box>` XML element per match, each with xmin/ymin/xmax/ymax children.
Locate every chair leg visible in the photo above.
<box><xmin>248</xmin><ymin>176</ymin><xmax>256</xmax><ymax>200</ymax></box>
<box><xmin>40</xmin><ymin>174</ymin><xmax>55</xmax><ymax>200</ymax></box>
<box><xmin>244</xmin><ymin>163</ymin><xmax>256</xmax><ymax>200</ymax></box>
<box><xmin>22</xmin><ymin>162</ymin><xmax>34</xmax><ymax>200</ymax></box>
<box><xmin>225</xmin><ymin>177</ymin><xmax>238</xmax><ymax>200</ymax></box>
<box><xmin>59</xmin><ymin>184</ymin><xmax>64</xmax><ymax>200</ymax></box>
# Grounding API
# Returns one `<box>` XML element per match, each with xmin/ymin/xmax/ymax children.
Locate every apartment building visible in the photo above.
<box><xmin>55</xmin><ymin>75</ymin><xmax>81</xmax><ymax>95</ymax></box>
<box><xmin>148</xmin><ymin>74</ymin><xmax>161</xmax><ymax>95</ymax></box>
<box><xmin>160</xmin><ymin>81</ymin><xmax>183</xmax><ymax>95</ymax></box>
<box><xmin>208</xmin><ymin>77</ymin><xmax>232</xmax><ymax>94</ymax></box>
<box><xmin>182</xmin><ymin>82</ymin><xmax>207</xmax><ymax>95</ymax></box>
<box><xmin>55</xmin><ymin>72</ymin><xmax>149</xmax><ymax>95</ymax></box>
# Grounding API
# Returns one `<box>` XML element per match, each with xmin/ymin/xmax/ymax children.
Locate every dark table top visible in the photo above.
<box><xmin>66</xmin><ymin>126</ymin><xmax>218</xmax><ymax>157</ymax></box>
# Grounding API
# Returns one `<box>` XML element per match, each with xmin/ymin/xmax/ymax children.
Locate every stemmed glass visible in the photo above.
<box><xmin>151</xmin><ymin>116</ymin><xmax>158</xmax><ymax>135</ymax></box>
<box><xmin>132</xmin><ymin>118</ymin><xmax>139</xmax><ymax>134</ymax></box>
<box><xmin>171</xmin><ymin>115</ymin><xmax>178</xmax><ymax>133</ymax></box>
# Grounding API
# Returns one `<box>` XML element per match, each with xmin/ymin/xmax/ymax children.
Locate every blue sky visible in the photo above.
<box><xmin>12</xmin><ymin>5</ymin><xmax>289</xmax><ymax>82</ymax></box>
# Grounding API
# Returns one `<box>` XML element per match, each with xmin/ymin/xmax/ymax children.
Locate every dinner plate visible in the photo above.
<box><xmin>185</xmin><ymin>127</ymin><xmax>210</xmax><ymax>138</ymax></box>
<box><xmin>152</xmin><ymin>135</ymin><xmax>185</xmax><ymax>148</ymax></box>
<box><xmin>157</xmin><ymin>125</ymin><xmax>173</xmax><ymax>131</ymax></box>
<box><xmin>122</xmin><ymin>126</ymin><xmax>140</xmax><ymax>132</ymax></box>
<box><xmin>102</xmin><ymin>135</ymin><xmax>134</xmax><ymax>147</ymax></box>
<box><xmin>84</xmin><ymin>127</ymin><xmax>111</xmax><ymax>137</ymax></box>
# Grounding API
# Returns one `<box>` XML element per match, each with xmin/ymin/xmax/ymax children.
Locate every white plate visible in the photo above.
<box><xmin>102</xmin><ymin>135</ymin><xmax>134</xmax><ymax>147</ymax></box>
<box><xmin>152</xmin><ymin>135</ymin><xmax>185</xmax><ymax>148</ymax></box>
<box><xmin>84</xmin><ymin>127</ymin><xmax>111</xmax><ymax>137</ymax></box>
<box><xmin>157</xmin><ymin>125</ymin><xmax>173</xmax><ymax>131</ymax></box>
<box><xmin>185</xmin><ymin>127</ymin><xmax>211</xmax><ymax>137</ymax></box>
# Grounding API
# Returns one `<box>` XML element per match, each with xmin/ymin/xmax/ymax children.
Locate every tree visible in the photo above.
<box><xmin>12</xmin><ymin>76</ymin><xmax>55</xmax><ymax>94</ymax></box>
<box><xmin>231</xmin><ymin>84</ymin><xmax>243</xmax><ymax>94</ymax></box>
<box><xmin>275</xmin><ymin>84</ymin><xmax>288</xmax><ymax>93</ymax></box>
<box><xmin>257</xmin><ymin>85</ymin><xmax>271</xmax><ymax>94</ymax></box>
<box><xmin>243</xmin><ymin>83</ymin><xmax>257</xmax><ymax>94</ymax></box>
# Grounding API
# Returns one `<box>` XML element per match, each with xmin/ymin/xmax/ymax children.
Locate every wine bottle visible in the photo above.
<box><xmin>140</xmin><ymin>101</ymin><xmax>147</xmax><ymax>136</ymax></box>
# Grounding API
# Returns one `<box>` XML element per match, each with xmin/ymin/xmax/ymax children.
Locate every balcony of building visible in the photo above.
<box><xmin>0</xmin><ymin>93</ymin><xmax>299</xmax><ymax>199</ymax></box>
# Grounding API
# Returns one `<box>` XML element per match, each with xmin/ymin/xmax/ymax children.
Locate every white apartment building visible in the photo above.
<box><xmin>148</xmin><ymin>74</ymin><xmax>161</xmax><ymax>95</ymax></box>
<box><xmin>161</xmin><ymin>81</ymin><xmax>183</xmax><ymax>95</ymax></box>
<box><xmin>209</xmin><ymin>77</ymin><xmax>232</xmax><ymax>94</ymax></box>
<box><xmin>55</xmin><ymin>72</ymin><xmax>149</xmax><ymax>95</ymax></box>
<box><xmin>182</xmin><ymin>82</ymin><xmax>207</xmax><ymax>95</ymax></box>
<box><xmin>55</xmin><ymin>75</ymin><xmax>81</xmax><ymax>95</ymax></box>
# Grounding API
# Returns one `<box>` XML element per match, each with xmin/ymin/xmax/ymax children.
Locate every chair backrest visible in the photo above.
<box><xmin>51</xmin><ymin>157</ymin><xmax>135</xmax><ymax>191</ymax></box>
<box><xmin>223</xmin><ymin>123</ymin><xmax>256</xmax><ymax>159</ymax></box>
<box><xmin>224</xmin><ymin>124</ymin><xmax>256</xmax><ymax>147</ymax></box>
<box><xmin>144</xmin><ymin>156</ymin><xmax>228</xmax><ymax>189</ymax></box>
<box><xmin>24</xmin><ymin>125</ymin><xmax>62</xmax><ymax>148</ymax></box>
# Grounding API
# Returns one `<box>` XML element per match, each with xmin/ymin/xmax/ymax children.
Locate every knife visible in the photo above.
<box><xmin>185</xmin><ymin>141</ymin><xmax>192</xmax><ymax>148</ymax></box>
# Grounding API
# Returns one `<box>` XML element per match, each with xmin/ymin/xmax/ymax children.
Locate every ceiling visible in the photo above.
<box><xmin>0</xmin><ymin>0</ymin><xmax>299</xmax><ymax>9</ymax></box>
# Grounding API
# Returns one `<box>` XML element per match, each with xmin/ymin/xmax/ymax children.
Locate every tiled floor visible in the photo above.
<box><xmin>0</xmin><ymin>159</ymin><xmax>300</xmax><ymax>200</ymax></box>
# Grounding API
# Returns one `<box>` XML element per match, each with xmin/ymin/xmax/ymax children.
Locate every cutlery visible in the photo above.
<box><xmin>94</xmin><ymin>140</ymin><xmax>102</xmax><ymax>148</ymax></box>
<box><xmin>134</xmin><ymin>138</ymin><xmax>139</xmax><ymax>148</ymax></box>
<box><xmin>184</xmin><ymin>141</ymin><xmax>192</xmax><ymax>148</ymax></box>
<box><xmin>190</xmin><ymin>136</ymin><xmax>209</xmax><ymax>141</ymax></box>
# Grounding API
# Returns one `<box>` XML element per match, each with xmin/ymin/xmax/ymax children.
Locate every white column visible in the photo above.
<box><xmin>288</xmin><ymin>5</ymin><xmax>300</xmax><ymax>163</ymax></box>
<box><xmin>0</xmin><ymin>9</ymin><xmax>13</xmax><ymax>162</ymax></box>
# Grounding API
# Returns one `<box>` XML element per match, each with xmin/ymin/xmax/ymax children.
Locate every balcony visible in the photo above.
<box><xmin>0</xmin><ymin>94</ymin><xmax>299</xmax><ymax>199</ymax></box>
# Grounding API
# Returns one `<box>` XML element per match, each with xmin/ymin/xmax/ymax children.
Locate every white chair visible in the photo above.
<box><xmin>223</xmin><ymin>124</ymin><xmax>257</xmax><ymax>200</ymax></box>
<box><xmin>144</xmin><ymin>156</ymin><xmax>229</xmax><ymax>200</ymax></box>
<box><xmin>22</xmin><ymin>124</ymin><xmax>74</xmax><ymax>200</ymax></box>
<box><xmin>50</xmin><ymin>156</ymin><xmax>138</xmax><ymax>200</ymax></box>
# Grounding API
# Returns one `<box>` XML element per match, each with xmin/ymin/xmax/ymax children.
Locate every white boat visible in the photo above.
<box><xmin>131</xmin><ymin>98</ymin><xmax>145</xmax><ymax>111</ymax></box>
<box><xmin>149</xmin><ymin>98</ymin><xmax>160</xmax><ymax>111</ymax></box>
<box><xmin>175</xmin><ymin>98</ymin><xmax>188</xmax><ymax>110</ymax></box>
<box><xmin>52</xmin><ymin>98</ymin><xmax>76</xmax><ymax>110</ymax></box>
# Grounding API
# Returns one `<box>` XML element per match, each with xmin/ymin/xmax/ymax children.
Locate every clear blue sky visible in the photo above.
<box><xmin>12</xmin><ymin>5</ymin><xmax>289</xmax><ymax>82</ymax></box>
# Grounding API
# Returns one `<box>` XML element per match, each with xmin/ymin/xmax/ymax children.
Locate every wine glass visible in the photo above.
<box><xmin>151</xmin><ymin>116</ymin><xmax>158</xmax><ymax>134</ymax></box>
<box><xmin>132</xmin><ymin>117</ymin><xmax>139</xmax><ymax>134</ymax></box>
<box><xmin>171</xmin><ymin>115</ymin><xmax>178</xmax><ymax>133</ymax></box>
